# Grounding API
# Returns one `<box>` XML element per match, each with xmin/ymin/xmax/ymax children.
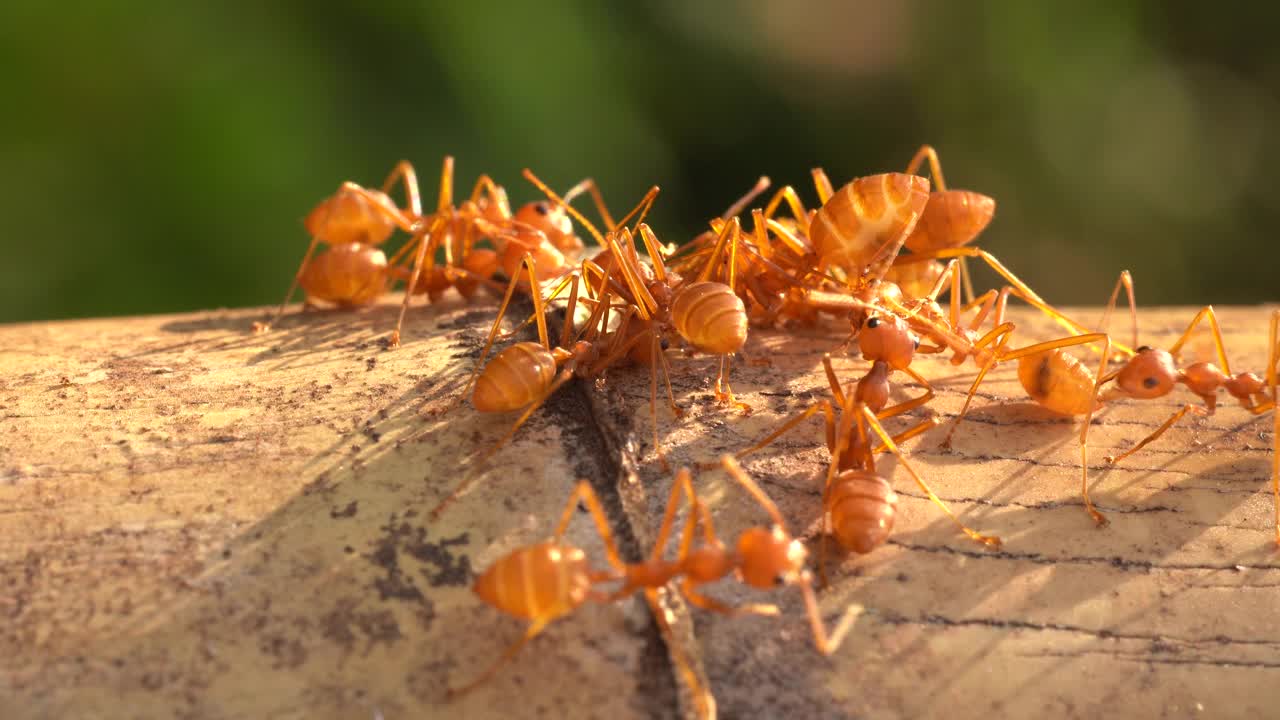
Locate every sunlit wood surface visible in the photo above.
<box><xmin>2</xmin><ymin>295</ymin><xmax>1277</xmax><ymax>719</ymax></box>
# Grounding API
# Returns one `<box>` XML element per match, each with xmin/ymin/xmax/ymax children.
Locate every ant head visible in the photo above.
<box><xmin>857</xmin><ymin>314</ymin><xmax>916</xmax><ymax>371</ymax></box>
<box><xmin>1114</xmin><ymin>347</ymin><xmax>1178</xmax><ymax>399</ymax></box>
<box><xmin>515</xmin><ymin>201</ymin><xmax>574</xmax><ymax>242</ymax></box>
<box><xmin>735</xmin><ymin>525</ymin><xmax>806</xmax><ymax>590</ymax></box>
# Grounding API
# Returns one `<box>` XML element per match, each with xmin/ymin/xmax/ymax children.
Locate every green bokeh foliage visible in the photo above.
<box><xmin>2</xmin><ymin>1</ymin><xmax>1276</xmax><ymax>323</ymax></box>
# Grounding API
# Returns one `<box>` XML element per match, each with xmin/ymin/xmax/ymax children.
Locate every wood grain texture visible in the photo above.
<box><xmin>1</xmin><ymin>296</ymin><xmax>1277</xmax><ymax>719</ymax></box>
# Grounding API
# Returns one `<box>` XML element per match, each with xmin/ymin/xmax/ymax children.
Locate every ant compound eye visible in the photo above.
<box><xmin>1143</xmin><ymin>377</ymin><xmax>1159</xmax><ymax>389</ymax></box>
<box><xmin>534</xmin><ymin>202</ymin><xmax>550</xmax><ymax>216</ymax></box>
<box><xmin>1136</xmin><ymin>345</ymin><xmax>1152</xmax><ymax>353</ymax></box>
<box><xmin>774</xmin><ymin>574</ymin><xmax>788</xmax><ymax>587</ymax></box>
<box><xmin>866</xmin><ymin>317</ymin><xmax>881</xmax><ymax>329</ymax></box>
<box><xmin>660</xmin><ymin>337</ymin><xmax>671</xmax><ymax>351</ymax></box>
<box><xmin>913</xmin><ymin>338</ymin><xmax>921</xmax><ymax>350</ymax></box>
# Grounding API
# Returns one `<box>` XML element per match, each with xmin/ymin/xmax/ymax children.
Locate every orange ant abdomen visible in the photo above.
<box><xmin>472</xmin><ymin>341</ymin><xmax>558</xmax><ymax>413</ymax></box>
<box><xmin>827</xmin><ymin>471</ymin><xmax>899</xmax><ymax>555</ymax></box>
<box><xmin>903</xmin><ymin>190</ymin><xmax>996</xmax><ymax>253</ymax></box>
<box><xmin>472</xmin><ymin>541</ymin><xmax>592</xmax><ymax>621</ymax></box>
<box><xmin>1017</xmin><ymin>349</ymin><xmax>1097</xmax><ymax>415</ymax></box>
<box><xmin>884</xmin><ymin>258</ymin><xmax>945</xmax><ymax>298</ymax></box>
<box><xmin>299</xmin><ymin>242</ymin><xmax>389</xmax><ymax>306</ymax></box>
<box><xmin>670</xmin><ymin>281</ymin><xmax>749</xmax><ymax>355</ymax></box>
<box><xmin>809</xmin><ymin>173</ymin><xmax>930</xmax><ymax>272</ymax></box>
<box><xmin>304</xmin><ymin>186</ymin><xmax>400</xmax><ymax>246</ymax></box>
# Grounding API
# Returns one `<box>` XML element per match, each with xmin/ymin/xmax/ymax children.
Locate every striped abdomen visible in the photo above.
<box><xmin>809</xmin><ymin>173</ymin><xmax>931</xmax><ymax>275</ymax></box>
<box><xmin>1018</xmin><ymin>349</ymin><xmax>1096</xmax><ymax>416</ymax></box>
<box><xmin>669</xmin><ymin>281</ymin><xmax>748</xmax><ymax>355</ymax></box>
<box><xmin>473</xmin><ymin>541</ymin><xmax>591</xmax><ymax>621</ymax></box>
<box><xmin>300</xmin><ymin>242</ymin><xmax>389</xmax><ymax>306</ymax></box>
<box><xmin>903</xmin><ymin>190</ymin><xmax>996</xmax><ymax>253</ymax></box>
<box><xmin>827</xmin><ymin>471</ymin><xmax>899</xmax><ymax>554</ymax></box>
<box><xmin>473</xmin><ymin>341</ymin><xmax>558</xmax><ymax>412</ymax></box>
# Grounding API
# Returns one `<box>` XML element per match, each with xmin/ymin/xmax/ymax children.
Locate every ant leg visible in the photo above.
<box><xmin>1078</xmin><ymin>335</ymin><xmax>1112</xmax><ymax>526</ymax></box>
<box><xmin>720</xmin><ymin>176</ymin><xmax>772</xmax><ymax>221</ymax></box>
<box><xmin>1166</xmin><ymin>306</ymin><xmax>1231</xmax><ymax>375</ymax></box>
<box><xmin>763</xmin><ymin>185</ymin><xmax>811</xmax><ymax>231</ymax></box>
<box><xmin>612</xmin><ymin>186</ymin><xmax>661</xmax><ymax>235</ymax></box>
<box><xmin>636</xmin><ymin>223</ymin><xmax>672</xmax><ymax>283</ymax></box>
<box><xmin>797</xmin><ymin>572</ymin><xmax>861</xmax><ymax>655</ymax></box>
<box><xmin>718</xmin><ymin>455</ymin><xmax>787</xmax><ymax>529</ymax></box>
<box><xmin>254</xmin><ymin>233</ymin><xmax>323</xmax><ymax>333</ymax></box>
<box><xmin>810</xmin><ymin>168</ymin><xmax>835</xmax><ymax>206</ymax></box>
<box><xmin>561</xmin><ymin>178</ymin><xmax>616</xmax><ymax>231</ymax></box>
<box><xmin>467</xmin><ymin>174</ymin><xmax>510</xmax><ymax>215</ymax></box>
<box><xmin>389</xmin><ymin>214</ymin><xmax>449</xmax><ymax>348</ymax></box>
<box><xmin>871</xmin><ymin>417</ymin><xmax>944</xmax><ymax>454</ymax></box>
<box><xmin>940</xmin><ymin>323</ymin><xmax>1016</xmax><ymax>449</ymax></box>
<box><xmin>1104</xmin><ymin>403</ymin><xmax>1209</xmax><ymax>465</ymax></box>
<box><xmin>730</xmin><ymin>401</ymin><xmax>835</xmax><ymax>467</ymax></box>
<box><xmin>714</xmin><ymin>354</ymin><xmax>752</xmax><ymax>415</ymax></box>
<box><xmin>649</xmin><ymin>333</ymin><xmax>669</xmax><ymax>472</ymax></box>
<box><xmin>430</xmin><ymin>369</ymin><xmax>575</xmax><ymax>519</ymax></box>
<box><xmin>875</xmin><ymin>365</ymin><xmax>936</xmax><ymax>419</ymax></box>
<box><xmin>648</xmin><ymin>468</ymin><xmax>700</xmax><ymax>562</ymax></box>
<box><xmin>523</xmin><ymin>168</ymin><xmax>606</xmax><ymax>248</ymax></box>
<box><xmin>1099</xmin><ymin>270</ymin><xmax>1138</xmax><ymax>353</ymax></box>
<box><xmin>551</xmin><ymin>480</ymin><xmax>626</xmax><ymax>571</ymax></box>
<box><xmin>859</xmin><ymin>405</ymin><xmax>1002</xmax><ymax>547</ymax></box>
<box><xmin>379</xmin><ymin>160</ymin><xmax>423</xmax><ymax>217</ymax></box>
<box><xmin>643</xmin><ymin>588</ymin><xmax>717</xmax><ymax>720</ymax></box>
<box><xmin>682</xmin><ymin>579</ymin><xmax>779</xmax><ymax>616</ymax></box>
<box><xmin>434</xmin><ymin>155</ymin><xmax>454</xmax><ymax>213</ymax></box>
<box><xmin>695</xmin><ymin>217</ymin><xmax>740</xmax><ymax>285</ymax></box>
<box><xmin>447</xmin><ymin>618</ymin><xmax>552</xmax><ymax>699</ymax></box>
<box><xmin>904</xmin><ymin>145</ymin><xmax>948</xmax><ymax>191</ymax></box>
<box><xmin>915</xmin><ymin>247</ymin><xmax>1121</xmax><ymax>352</ymax></box>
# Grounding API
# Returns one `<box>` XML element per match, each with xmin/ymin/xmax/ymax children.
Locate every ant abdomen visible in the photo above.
<box><xmin>827</xmin><ymin>471</ymin><xmax>899</xmax><ymax>554</ymax></box>
<box><xmin>304</xmin><ymin>185</ymin><xmax>399</xmax><ymax>246</ymax></box>
<box><xmin>1017</xmin><ymin>348</ymin><xmax>1097</xmax><ymax>416</ymax></box>
<box><xmin>808</xmin><ymin>173</ymin><xmax>930</xmax><ymax>272</ymax></box>
<box><xmin>472</xmin><ymin>541</ymin><xmax>591</xmax><ymax>621</ymax></box>
<box><xmin>299</xmin><ymin>242</ymin><xmax>389</xmax><ymax>306</ymax></box>
<box><xmin>473</xmin><ymin>341</ymin><xmax>558</xmax><ymax>412</ymax></box>
<box><xmin>670</xmin><ymin>281</ymin><xmax>749</xmax><ymax>355</ymax></box>
<box><xmin>903</xmin><ymin>189</ymin><xmax>996</xmax><ymax>253</ymax></box>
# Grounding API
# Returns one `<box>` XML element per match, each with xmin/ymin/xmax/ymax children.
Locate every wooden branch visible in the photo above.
<box><xmin>2</xmin><ymin>296</ymin><xmax>1276</xmax><ymax>719</ymax></box>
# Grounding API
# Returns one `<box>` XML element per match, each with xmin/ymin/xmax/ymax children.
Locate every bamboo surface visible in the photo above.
<box><xmin>1</xmin><ymin>295</ymin><xmax>1277</xmax><ymax>719</ymax></box>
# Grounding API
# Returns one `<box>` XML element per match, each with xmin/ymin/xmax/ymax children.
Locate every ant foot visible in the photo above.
<box><xmin>386</xmin><ymin>331</ymin><xmax>402</xmax><ymax>349</ymax></box>
<box><xmin>1103</xmin><ymin>454</ymin><xmax>1118</xmax><ymax>464</ymax></box>
<box><xmin>977</xmin><ymin>534</ymin><xmax>1003</xmax><ymax>549</ymax></box>
<box><xmin>251</xmin><ymin>321</ymin><xmax>271</xmax><ymax>334</ymax></box>
<box><xmin>1089</xmin><ymin>510</ymin><xmax>1110</xmax><ymax>527</ymax></box>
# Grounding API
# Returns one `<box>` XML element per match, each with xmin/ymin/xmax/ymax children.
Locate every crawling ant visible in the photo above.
<box><xmin>729</xmin><ymin>330</ymin><xmax>1002</xmax><ymax>578</ymax></box>
<box><xmin>1098</xmin><ymin>307</ymin><xmax>1279</xmax><ymax>540</ymax></box>
<box><xmin>523</xmin><ymin>169</ymin><xmax>753</xmax><ymax>416</ymax></box>
<box><xmin>455</xmin><ymin>456</ymin><xmax>865</xmax><ymax>713</ymax></box>
<box><xmin>252</xmin><ymin>161</ymin><xmax>423</xmax><ymax>335</ymax></box>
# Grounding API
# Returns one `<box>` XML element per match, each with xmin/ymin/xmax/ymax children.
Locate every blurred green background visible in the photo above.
<box><xmin>3</xmin><ymin>1</ymin><xmax>1277</xmax><ymax>323</ymax></box>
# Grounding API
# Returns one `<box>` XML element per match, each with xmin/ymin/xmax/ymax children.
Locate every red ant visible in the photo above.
<box><xmin>454</xmin><ymin>455</ymin><xmax>865</xmax><ymax>713</ymax></box>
